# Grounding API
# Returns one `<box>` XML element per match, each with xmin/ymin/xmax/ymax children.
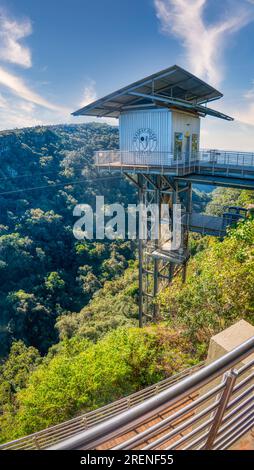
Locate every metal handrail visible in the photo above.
<box><xmin>47</xmin><ymin>336</ymin><xmax>254</xmax><ymax>450</ymax></box>
<box><xmin>94</xmin><ymin>149</ymin><xmax>254</xmax><ymax>178</ymax></box>
<box><xmin>0</xmin><ymin>362</ymin><xmax>202</xmax><ymax>450</ymax></box>
<box><xmin>95</xmin><ymin>149</ymin><xmax>254</xmax><ymax>166</ymax></box>
<box><xmin>113</xmin><ymin>381</ymin><xmax>225</xmax><ymax>450</ymax></box>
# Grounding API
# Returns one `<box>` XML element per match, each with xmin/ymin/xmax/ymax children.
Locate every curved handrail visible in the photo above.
<box><xmin>48</xmin><ymin>335</ymin><xmax>254</xmax><ymax>450</ymax></box>
<box><xmin>0</xmin><ymin>362</ymin><xmax>202</xmax><ymax>450</ymax></box>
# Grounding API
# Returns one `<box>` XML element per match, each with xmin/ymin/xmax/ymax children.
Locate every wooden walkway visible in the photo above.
<box><xmin>93</xmin><ymin>394</ymin><xmax>197</xmax><ymax>450</ymax></box>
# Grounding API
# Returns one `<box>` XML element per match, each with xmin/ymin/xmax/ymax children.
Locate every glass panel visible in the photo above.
<box><xmin>174</xmin><ymin>132</ymin><xmax>183</xmax><ymax>160</ymax></box>
<box><xmin>185</xmin><ymin>135</ymin><xmax>190</xmax><ymax>161</ymax></box>
<box><xmin>192</xmin><ymin>134</ymin><xmax>199</xmax><ymax>159</ymax></box>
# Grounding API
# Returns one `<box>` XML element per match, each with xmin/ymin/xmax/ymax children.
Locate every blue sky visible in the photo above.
<box><xmin>0</xmin><ymin>0</ymin><xmax>254</xmax><ymax>150</ymax></box>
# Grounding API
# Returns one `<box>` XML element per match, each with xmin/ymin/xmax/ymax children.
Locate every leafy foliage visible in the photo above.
<box><xmin>0</xmin><ymin>341</ymin><xmax>41</xmax><ymax>437</ymax></box>
<box><xmin>206</xmin><ymin>187</ymin><xmax>254</xmax><ymax>215</ymax></box>
<box><xmin>0</xmin><ymin>325</ymin><xmax>195</xmax><ymax>441</ymax></box>
<box><xmin>158</xmin><ymin>219</ymin><xmax>254</xmax><ymax>346</ymax></box>
<box><xmin>56</xmin><ymin>261</ymin><xmax>139</xmax><ymax>342</ymax></box>
<box><xmin>1</xmin><ymin>126</ymin><xmax>253</xmax><ymax>446</ymax></box>
<box><xmin>0</xmin><ymin>124</ymin><xmax>136</xmax><ymax>357</ymax></box>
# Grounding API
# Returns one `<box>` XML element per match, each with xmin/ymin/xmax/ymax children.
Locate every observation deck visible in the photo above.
<box><xmin>74</xmin><ymin>64</ymin><xmax>254</xmax><ymax>324</ymax></box>
<box><xmin>95</xmin><ymin>149</ymin><xmax>254</xmax><ymax>183</ymax></box>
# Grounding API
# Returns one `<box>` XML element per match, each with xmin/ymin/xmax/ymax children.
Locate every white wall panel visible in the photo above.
<box><xmin>119</xmin><ymin>109</ymin><xmax>171</xmax><ymax>153</ymax></box>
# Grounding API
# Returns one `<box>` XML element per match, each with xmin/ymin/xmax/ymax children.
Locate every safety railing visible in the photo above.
<box><xmin>95</xmin><ymin>150</ymin><xmax>175</xmax><ymax>167</ymax></box>
<box><xmin>46</xmin><ymin>336</ymin><xmax>254</xmax><ymax>450</ymax></box>
<box><xmin>94</xmin><ymin>149</ymin><xmax>254</xmax><ymax>178</ymax></box>
<box><xmin>0</xmin><ymin>363</ymin><xmax>202</xmax><ymax>450</ymax></box>
<box><xmin>185</xmin><ymin>206</ymin><xmax>248</xmax><ymax>237</ymax></box>
<box><xmin>199</xmin><ymin>149</ymin><xmax>254</xmax><ymax>167</ymax></box>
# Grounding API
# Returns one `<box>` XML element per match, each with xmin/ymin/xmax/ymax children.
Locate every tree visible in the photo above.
<box><xmin>6</xmin><ymin>290</ymin><xmax>57</xmax><ymax>354</ymax></box>
<box><xmin>158</xmin><ymin>219</ymin><xmax>254</xmax><ymax>346</ymax></box>
<box><xmin>0</xmin><ymin>123</ymin><xmax>136</xmax><ymax>358</ymax></box>
<box><xmin>0</xmin><ymin>325</ymin><xmax>195</xmax><ymax>440</ymax></box>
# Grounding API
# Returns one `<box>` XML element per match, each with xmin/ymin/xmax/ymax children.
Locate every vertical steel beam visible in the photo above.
<box><xmin>203</xmin><ymin>370</ymin><xmax>238</xmax><ymax>450</ymax></box>
<box><xmin>135</xmin><ymin>175</ymin><xmax>192</xmax><ymax>327</ymax></box>
<box><xmin>153</xmin><ymin>175</ymin><xmax>160</xmax><ymax>320</ymax></box>
<box><xmin>187</xmin><ymin>182</ymin><xmax>192</xmax><ymax>214</ymax></box>
<box><xmin>138</xmin><ymin>236</ymin><xmax>143</xmax><ymax>328</ymax></box>
<box><xmin>138</xmin><ymin>174</ymin><xmax>144</xmax><ymax>328</ymax></box>
<box><xmin>182</xmin><ymin>263</ymin><xmax>187</xmax><ymax>283</ymax></box>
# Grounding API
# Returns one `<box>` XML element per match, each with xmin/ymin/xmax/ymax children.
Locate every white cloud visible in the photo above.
<box><xmin>234</xmin><ymin>85</ymin><xmax>254</xmax><ymax>126</ymax></box>
<box><xmin>0</xmin><ymin>92</ymin><xmax>8</xmax><ymax>108</ymax></box>
<box><xmin>0</xmin><ymin>9</ymin><xmax>114</xmax><ymax>130</ymax></box>
<box><xmin>153</xmin><ymin>1</ymin><xmax>254</xmax><ymax>149</ymax></box>
<box><xmin>0</xmin><ymin>93</ymin><xmax>72</xmax><ymax>130</ymax></box>
<box><xmin>154</xmin><ymin>0</ymin><xmax>252</xmax><ymax>87</ymax></box>
<box><xmin>0</xmin><ymin>9</ymin><xmax>32</xmax><ymax>68</ymax></box>
<box><xmin>0</xmin><ymin>9</ymin><xmax>71</xmax><ymax>129</ymax></box>
<box><xmin>0</xmin><ymin>66</ymin><xmax>68</xmax><ymax>113</ymax></box>
<box><xmin>243</xmin><ymin>81</ymin><xmax>254</xmax><ymax>100</ymax></box>
<box><xmin>80</xmin><ymin>80</ymin><xmax>97</xmax><ymax>107</ymax></box>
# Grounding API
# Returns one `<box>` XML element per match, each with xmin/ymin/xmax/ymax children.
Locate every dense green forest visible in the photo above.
<box><xmin>0</xmin><ymin>124</ymin><xmax>137</xmax><ymax>358</ymax></box>
<box><xmin>1</xmin><ymin>123</ymin><xmax>254</xmax><ymax>444</ymax></box>
<box><xmin>1</xmin><ymin>215</ymin><xmax>254</xmax><ymax>442</ymax></box>
<box><xmin>0</xmin><ymin>123</ymin><xmax>209</xmax><ymax>359</ymax></box>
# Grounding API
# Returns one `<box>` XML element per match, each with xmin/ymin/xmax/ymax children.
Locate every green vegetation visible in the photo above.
<box><xmin>206</xmin><ymin>187</ymin><xmax>254</xmax><ymax>215</ymax></box>
<box><xmin>0</xmin><ymin>123</ymin><xmax>136</xmax><ymax>357</ymax></box>
<box><xmin>0</xmin><ymin>325</ymin><xmax>196</xmax><ymax>442</ymax></box>
<box><xmin>56</xmin><ymin>261</ymin><xmax>139</xmax><ymax>342</ymax></box>
<box><xmin>1</xmin><ymin>124</ymin><xmax>254</xmax><ymax>445</ymax></box>
<box><xmin>1</xmin><ymin>217</ymin><xmax>254</xmax><ymax>443</ymax></box>
<box><xmin>158</xmin><ymin>218</ymin><xmax>254</xmax><ymax>349</ymax></box>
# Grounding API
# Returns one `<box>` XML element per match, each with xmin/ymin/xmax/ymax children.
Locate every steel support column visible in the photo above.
<box><xmin>131</xmin><ymin>174</ymin><xmax>192</xmax><ymax>326</ymax></box>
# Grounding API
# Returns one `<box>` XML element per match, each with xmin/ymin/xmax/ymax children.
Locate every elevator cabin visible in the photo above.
<box><xmin>119</xmin><ymin>108</ymin><xmax>200</xmax><ymax>163</ymax></box>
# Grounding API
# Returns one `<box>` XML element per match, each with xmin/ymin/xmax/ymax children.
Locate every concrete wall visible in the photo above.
<box><xmin>206</xmin><ymin>319</ymin><xmax>254</xmax><ymax>366</ymax></box>
<box><xmin>196</xmin><ymin>320</ymin><xmax>254</xmax><ymax>447</ymax></box>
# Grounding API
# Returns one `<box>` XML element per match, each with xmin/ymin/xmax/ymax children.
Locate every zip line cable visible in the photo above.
<box><xmin>0</xmin><ymin>175</ymin><xmax>123</xmax><ymax>197</ymax></box>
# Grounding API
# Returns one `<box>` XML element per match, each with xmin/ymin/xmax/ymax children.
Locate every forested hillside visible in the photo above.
<box><xmin>0</xmin><ymin>123</ymin><xmax>137</xmax><ymax>358</ymax></box>
<box><xmin>0</xmin><ymin>123</ymin><xmax>211</xmax><ymax>359</ymax></box>
<box><xmin>1</xmin><ymin>123</ymin><xmax>254</xmax><ymax>444</ymax></box>
<box><xmin>1</xmin><ymin>216</ymin><xmax>254</xmax><ymax>443</ymax></box>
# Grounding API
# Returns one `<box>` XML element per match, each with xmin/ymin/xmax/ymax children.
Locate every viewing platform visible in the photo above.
<box><xmin>95</xmin><ymin>149</ymin><xmax>254</xmax><ymax>181</ymax></box>
<box><xmin>74</xmin><ymin>65</ymin><xmax>254</xmax><ymax>324</ymax></box>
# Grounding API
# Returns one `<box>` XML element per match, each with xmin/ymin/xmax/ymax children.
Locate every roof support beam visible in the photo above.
<box><xmin>128</xmin><ymin>91</ymin><xmax>233</xmax><ymax>121</ymax></box>
<box><xmin>72</xmin><ymin>69</ymin><xmax>177</xmax><ymax>116</ymax></box>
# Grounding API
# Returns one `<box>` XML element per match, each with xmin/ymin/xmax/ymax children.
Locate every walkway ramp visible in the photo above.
<box><xmin>0</xmin><ymin>364</ymin><xmax>201</xmax><ymax>451</ymax></box>
<box><xmin>189</xmin><ymin>212</ymin><xmax>226</xmax><ymax>236</ymax></box>
<box><xmin>1</xmin><ymin>334</ymin><xmax>254</xmax><ymax>451</ymax></box>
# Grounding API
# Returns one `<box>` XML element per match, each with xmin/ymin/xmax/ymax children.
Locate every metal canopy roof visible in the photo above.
<box><xmin>73</xmin><ymin>65</ymin><xmax>233</xmax><ymax>121</ymax></box>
